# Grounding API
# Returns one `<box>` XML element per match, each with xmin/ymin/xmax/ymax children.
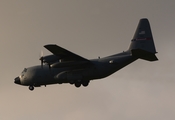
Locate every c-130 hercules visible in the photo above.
<box><xmin>14</xmin><ymin>18</ymin><xmax>158</xmax><ymax>91</ymax></box>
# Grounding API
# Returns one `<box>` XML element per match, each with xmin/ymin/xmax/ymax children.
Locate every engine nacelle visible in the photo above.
<box><xmin>42</xmin><ymin>55</ymin><xmax>60</xmax><ymax>64</ymax></box>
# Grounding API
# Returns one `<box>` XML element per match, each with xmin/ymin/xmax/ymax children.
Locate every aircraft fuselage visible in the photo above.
<box><xmin>14</xmin><ymin>18</ymin><xmax>158</xmax><ymax>91</ymax></box>
<box><xmin>15</xmin><ymin>51</ymin><xmax>137</xmax><ymax>90</ymax></box>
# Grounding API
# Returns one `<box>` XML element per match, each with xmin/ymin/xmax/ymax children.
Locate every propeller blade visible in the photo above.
<box><xmin>39</xmin><ymin>50</ymin><xmax>44</xmax><ymax>68</ymax></box>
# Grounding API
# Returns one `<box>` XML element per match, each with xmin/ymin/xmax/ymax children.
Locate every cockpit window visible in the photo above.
<box><xmin>22</xmin><ymin>68</ymin><xmax>27</xmax><ymax>73</ymax></box>
<box><xmin>24</xmin><ymin>68</ymin><xmax>27</xmax><ymax>72</ymax></box>
<box><xmin>21</xmin><ymin>68</ymin><xmax>27</xmax><ymax>78</ymax></box>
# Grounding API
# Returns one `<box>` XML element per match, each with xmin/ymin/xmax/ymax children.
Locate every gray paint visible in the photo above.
<box><xmin>1</xmin><ymin>1</ymin><xmax>175</xmax><ymax>120</ymax></box>
<box><xmin>14</xmin><ymin>19</ymin><xmax>157</xmax><ymax>91</ymax></box>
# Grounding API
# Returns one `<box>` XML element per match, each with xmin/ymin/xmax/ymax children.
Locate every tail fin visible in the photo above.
<box><xmin>129</xmin><ymin>18</ymin><xmax>158</xmax><ymax>61</ymax></box>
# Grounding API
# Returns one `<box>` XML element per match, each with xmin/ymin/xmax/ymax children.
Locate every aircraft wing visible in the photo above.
<box><xmin>44</xmin><ymin>44</ymin><xmax>89</xmax><ymax>62</ymax></box>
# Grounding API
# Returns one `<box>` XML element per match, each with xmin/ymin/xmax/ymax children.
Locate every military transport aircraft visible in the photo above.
<box><xmin>14</xmin><ymin>18</ymin><xmax>158</xmax><ymax>91</ymax></box>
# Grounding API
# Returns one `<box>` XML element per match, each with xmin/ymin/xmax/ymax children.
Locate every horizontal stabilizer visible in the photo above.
<box><xmin>131</xmin><ymin>49</ymin><xmax>158</xmax><ymax>61</ymax></box>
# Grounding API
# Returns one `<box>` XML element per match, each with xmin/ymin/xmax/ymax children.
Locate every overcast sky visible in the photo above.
<box><xmin>0</xmin><ymin>0</ymin><xmax>175</xmax><ymax>120</ymax></box>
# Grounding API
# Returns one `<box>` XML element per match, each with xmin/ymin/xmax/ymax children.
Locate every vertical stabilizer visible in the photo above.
<box><xmin>129</xmin><ymin>18</ymin><xmax>158</xmax><ymax>61</ymax></box>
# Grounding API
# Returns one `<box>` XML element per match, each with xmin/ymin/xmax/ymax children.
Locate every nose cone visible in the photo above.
<box><xmin>14</xmin><ymin>77</ymin><xmax>21</xmax><ymax>84</ymax></box>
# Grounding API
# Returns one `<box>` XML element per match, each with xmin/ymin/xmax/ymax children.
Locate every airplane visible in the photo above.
<box><xmin>14</xmin><ymin>18</ymin><xmax>158</xmax><ymax>91</ymax></box>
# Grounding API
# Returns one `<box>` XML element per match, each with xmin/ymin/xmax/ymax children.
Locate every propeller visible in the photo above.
<box><xmin>48</xmin><ymin>63</ymin><xmax>51</xmax><ymax>70</ymax></box>
<box><xmin>39</xmin><ymin>51</ymin><xmax>55</xmax><ymax>70</ymax></box>
<box><xmin>39</xmin><ymin>50</ymin><xmax>44</xmax><ymax>68</ymax></box>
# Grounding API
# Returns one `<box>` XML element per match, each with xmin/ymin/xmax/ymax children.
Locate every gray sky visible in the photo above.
<box><xmin>0</xmin><ymin>0</ymin><xmax>175</xmax><ymax>120</ymax></box>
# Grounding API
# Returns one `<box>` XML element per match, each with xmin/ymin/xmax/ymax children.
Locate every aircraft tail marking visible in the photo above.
<box><xmin>129</xmin><ymin>18</ymin><xmax>158</xmax><ymax>61</ymax></box>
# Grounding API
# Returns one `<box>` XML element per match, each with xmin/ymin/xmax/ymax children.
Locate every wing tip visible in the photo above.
<box><xmin>44</xmin><ymin>44</ymin><xmax>57</xmax><ymax>48</ymax></box>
